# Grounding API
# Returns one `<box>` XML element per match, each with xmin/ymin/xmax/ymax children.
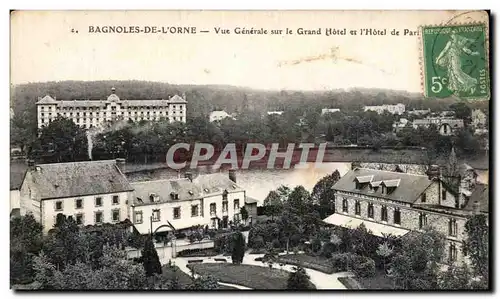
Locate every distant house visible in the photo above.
<box><xmin>471</xmin><ymin>109</ymin><xmax>487</xmax><ymax>128</ymax></box>
<box><xmin>363</xmin><ymin>103</ymin><xmax>405</xmax><ymax>115</ymax></box>
<box><xmin>392</xmin><ymin>118</ymin><xmax>410</xmax><ymax>133</ymax></box>
<box><xmin>19</xmin><ymin>160</ymin><xmax>134</xmax><ymax>233</ymax></box>
<box><xmin>412</xmin><ymin>117</ymin><xmax>464</xmax><ymax>136</ymax></box>
<box><xmin>209</xmin><ymin>110</ymin><xmax>233</xmax><ymax>122</ymax></box>
<box><xmin>267</xmin><ymin>111</ymin><xmax>284</xmax><ymax>116</ymax></box>
<box><xmin>321</xmin><ymin>108</ymin><xmax>341</xmax><ymax>115</ymax></box>
<box><xmin>36</xmin><ymin>88</ymin><xmax>187</xmax><ymax>129</ymax></box>
<box><xmin>408</xmin><ymin>109</ymin><xmax>431</xmax><ymax>116</ymax></box>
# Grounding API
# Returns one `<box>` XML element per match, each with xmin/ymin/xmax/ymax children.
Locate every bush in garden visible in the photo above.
<box><xmin>272</xmin><ymin>239</ymin><xmax>282</xmax><ymax>249</ymax></box>
<box><xmin>351</xmin><ymin>256</ymin><xmax>376</xmax><ymax>278</ymax></box>
<box><xmin>214</xmin><ymin>232</ymin><xmax>235</xmax><ymax>254</ymax></box>
<box><xmin>311</xmin><ymin>238</ymin><xmax>322</xmax><ymax>254</ymax></box>
<box><xmin>252</xmin><ymin>235</ymin><xmax>265</xmax><ymax>249</ymax></box>
<box><xmin>320</xmin><ymin>242</ymin><xmax>336</xmax><ymax>259</ymax></box>
<box><xmin>328</xmin><ymin>253</ymin><xmax>376</xmax><ymax>277</ymax></box>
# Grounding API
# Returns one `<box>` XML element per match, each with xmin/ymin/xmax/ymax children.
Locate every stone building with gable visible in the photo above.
<box><xmin>325</xmin><ymin>165</ymin><xmax>489</xmax><ymax>264</ymax></box>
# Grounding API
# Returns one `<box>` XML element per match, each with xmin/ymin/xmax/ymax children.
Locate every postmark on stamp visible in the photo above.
<box><xmin>421</xmin><ymin>23</ymin><xmax>490</xmax><ymax>100</ymax></box>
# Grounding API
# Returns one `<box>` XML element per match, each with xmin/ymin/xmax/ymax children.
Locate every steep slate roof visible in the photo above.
<box><xmin>244</xmin><ymin>196</ymin><xmax>259</xmax><ymax>205</ymax></box>
<box><xmin>332</xmin><ymin>168</ymin><xmax>433</xmax><ymax>204</ymax></box>
<box><xmin>10</xmin><ymin>161</ymin><xmax>28</xmax><ymax>190</ymax></box>
<box><xmin>26</xmin><ymin>160</ymin><xmax>133</xmax><ymax>200</ymax></box>
<box><xmin>36</xmin><ymin>95</ymin><xmax>57</xmax><ymax>104</ymax></box>
<box><xmin>464</xmin><ymin>183</ymin><xmax>489</xmax><ymax>213</ymax></box>
<box><xmin>131</xmin><ymin>173</ymin><xmax>243</xmax><ymax>206</ymax></box>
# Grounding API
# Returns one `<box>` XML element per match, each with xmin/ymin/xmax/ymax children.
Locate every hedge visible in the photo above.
<box><xmin>277</xmin><ymin>256</ymin><xmax>334</xmax><ymax>274</ymax></box>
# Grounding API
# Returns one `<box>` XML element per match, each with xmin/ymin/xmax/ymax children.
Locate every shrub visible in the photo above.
<box><xmin>311</xmin><ymin>238</ymin><xmax>322</xmax><ymax>254</ymax></box>
<box><xmin>329</xmin><ymin>253</ymin><xmax>375</xmax><ymax>277</ymax></box>
<box><xmin>214</xmin><ymin>232</ymin><xmax>235</xmax><ymax>254</ymax></box>
<box><xmin>320</xmin><ymin>242</ymin><xmax>336</xmax><ymax>259</ymax></box>
<box><xmin>351</xmin><ymin>257</ymin><xmax>375</xmax><ymax>278</ymax></box>
<box><xmin>272</xmin><ymin>239</ymin><xmax>282</xmax><ymax>249</ymax></box>
<box><xmin>252</xmin><ymin>235</ymin><xmax>265</xmax><ymax>249</ymax></box>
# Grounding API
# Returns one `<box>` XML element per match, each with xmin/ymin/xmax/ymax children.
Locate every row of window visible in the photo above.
<box><xmin>343</xmin><ymin>198</ymin><xmax>459</xmax><ymax>237</ymax></box>
<box><xmin>40</xmin><ymin>105</ymin><xmax>185</xmax><ymax>111</ymax></box>
<box><xmin>133</xmin><ymin>200</ymin><xmax>241</xmax><ymax>224</ymax></box>
<box><xmin>68</xmin><ymin>209</ymin><xmax>121</xmax><ymax>225</ymax></box>
<box><xmin>40</xmin><ymin>116</ymin><xmax>185</xmax><ymax>126</ymax></box>
<box><xmin>40</xmin><ymin>110</ymin><xmax>185</xmax><ymax>118</ymax></box>
<box><xmin>54</xmin><ymin>195</ymin><xmax>120</xmax><ymax>211</ymax></box>
<box><xmin>344</xmin><ymin>199</ymin><xmax>401</xmax><ymax>224</ymax></box>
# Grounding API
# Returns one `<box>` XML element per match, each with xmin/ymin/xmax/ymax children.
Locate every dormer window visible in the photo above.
<box><xmin>149</xmin><ymin>193</ymin><xmax>160</xmax><ymax>203</ymax></box>
<box><xmin>170</xmin><ymin>192</ymin><xmax>179</xmax><ymax>200</ymax></box>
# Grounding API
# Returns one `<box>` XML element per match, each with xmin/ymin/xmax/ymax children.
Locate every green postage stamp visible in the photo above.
<box><xmin>421</xmin><ymin>23</ymin><xmax>490</xmax><ymax>100</ymax></box>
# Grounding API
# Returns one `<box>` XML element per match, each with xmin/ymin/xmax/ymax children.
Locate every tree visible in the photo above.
<box><xmin>376</xmin><ymin>241</ymin><xmax>394</xmax><ymax>274</ymax></box>
<box><xmin>10</xmin><ymin>214</ymin><xmax>44</xmax><ymax>285</ymax></box>
<box><xmin>240</xmin><ymin>206</ymin><xmax>249</xmax><ymax>225</ymax></box>
<box><xmin>29</xmin><ymin>116</ymin><xmax>88</xmax><ymax>163</ymax></box>
<box><xmin>311</xmin><ymin>170</ymin><xmax>341</xmax><ymax>217</ymax></box>
<box><xmin>141</xmin><ymin>238</ymin><xmax>162</xmax><ymax>277</ymax></box>
<box><xmin>33</xmin><ymin>246</ymin><xmax>148</xmax><ymax>290</ymax></box>
<box><xmin>43</xmin><ymin>214</ymin><xmax>82</xmax><ymax>270</ymax></box>
<box><xmin>388</xmin><ymin>227</ymin><xmax>446</xmax><ymax>289</ymax></box>
<box><xmin>263</xmin><ymin>190</ymin><xmax>284</xmax><ymax>220</ymax></box>
<box><xmin>231</xmin><ymin>232</ymin><xmax>246</xmax><ymax>264</ymax></box>
<box><xmin>287</xmin><ymin>266</ymin><xmax>311</xmax><ymax>290</ymax></box>
<box><xmin>463</xmin><ymin>214</ymin><xmax>489</xmax><ymax>282</ymax></box>
<box><xmin>437</xmin><ymin>263</ymin><xmax>472</xmax><ymax>290</ymax></box>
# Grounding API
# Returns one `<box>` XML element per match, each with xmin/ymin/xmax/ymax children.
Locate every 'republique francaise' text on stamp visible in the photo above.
<box><xmin>421</xmin><ymin>23</ymin><xmax>490</xmax><ymax>100</ymax></box>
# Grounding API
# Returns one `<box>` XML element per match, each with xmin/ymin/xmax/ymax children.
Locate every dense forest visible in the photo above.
<box><xmin>10</xmin><ymin>80</ymin><xmax>489</xmax><ymax>164</ymax></box>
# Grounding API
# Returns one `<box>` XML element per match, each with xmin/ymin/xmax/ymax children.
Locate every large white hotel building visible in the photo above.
<box><xmin>36</xmin><ymin>87</ymin><xmax>187</xmax><ymax>129</ymax></box>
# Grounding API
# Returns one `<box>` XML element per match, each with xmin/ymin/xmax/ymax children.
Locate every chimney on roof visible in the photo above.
<box><xmin>185</xmin><ymin>172</ymin><xmax>193</xmax><ymax>182</ymax></box>
<box><xmin>27</xmin><ymin>159</ymin><xmax>35</xmax><ymax>170</ymax></box>
<box><xmin>427</xmin><ymin>164</ymin><xmax>441</xmax><ymax>181</ymax></box>
<box><xmin>115</xmin><ymin>158</ymin><xmax>126</xmax><ymax>174</ymax></box>
<box><xmin>229</xmin><ymin>169</ymin><xmax>237</xmax><ymax>183</ymax></box>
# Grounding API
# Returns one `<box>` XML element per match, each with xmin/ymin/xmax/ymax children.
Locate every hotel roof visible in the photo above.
<box><xmin>23</xmin><ymin>160</ymin><xmax>133</xmax><ymax>200</ymax></box>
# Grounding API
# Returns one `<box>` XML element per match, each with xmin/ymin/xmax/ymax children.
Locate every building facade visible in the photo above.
<box><xmin>412</xmin><ymin>117</ymin><xmax>464</xmax><ymax>136</ymax></box>
<box><xmin>363</xmin><ymin>103</ymin><xmax>405</xmax><ymax>115</ymax></box>
<box><xmin>130</xmin><ymin>171</ymin><xmax>245</xmax><ymax>235</ymax></box>
<box><xmin>36</xmin><ymin>88</ymin><xmax>187</xmax><ymax>129</ymax></box>
<box><xmin>209</xmin><ymin>110</ymin><xmax>233</xmax><ymax>122</ymax></box>
<box><xmin>326</xmin><ymin>167</ymin><xmax>488</xmax><ymax>265</ymax></box>
<box><xmin>321</xmin><ymin>108</ymin><xmax>341</xmax><ymax>115</ymax></box>
<box><xmin>16</xmin><ymin>158</ymin><xmax>256</xmax><ymax>235</ymax></box>
<box><xmin>19</xmin><ymin>160</ymin><xmax>134</xmax><ymax>233</ymax></box>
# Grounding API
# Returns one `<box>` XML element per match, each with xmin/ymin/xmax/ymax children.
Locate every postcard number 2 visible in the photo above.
<box><xmin>431</xmin><ymin>76</ymin><xmax>447</xmax><ymax>93</ymax></box>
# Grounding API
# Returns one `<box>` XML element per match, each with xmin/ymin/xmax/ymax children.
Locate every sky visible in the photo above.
<box><xmin>10</xmin><ymin>10</ymin><xmax>488</xmax><ymax>91</ymax></box>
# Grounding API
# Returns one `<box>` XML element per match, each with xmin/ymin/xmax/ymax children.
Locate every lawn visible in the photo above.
<box><xmin>187</xmin><ymin>263</ymin><xmax>315</xmax><ymax>290</ymax></box>
<box><xmin>355</xmin><ymin>269</ymin><xmax>395</xmax><ymax>290</ymax></box>
<box><xmin>161</xmin><ymin>265</ymin><xmax>239</xmax><ymax>290</ymax></box>
<box><xmin>276</xmin><ymin>254</ymin><xmax>334</xmax><ymax>274</ymax></box>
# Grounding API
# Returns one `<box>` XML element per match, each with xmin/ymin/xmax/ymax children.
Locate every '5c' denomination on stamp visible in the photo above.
<box><xmin>421</xmin><ymin>23</ymin><xmax>490</xmax><ymax>100</ymax></box>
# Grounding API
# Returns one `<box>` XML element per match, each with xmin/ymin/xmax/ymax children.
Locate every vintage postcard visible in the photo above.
<box><xmin>10</xmin><ymin>10</ymin><xmax>490</xmax><ymax>291</ymax></box>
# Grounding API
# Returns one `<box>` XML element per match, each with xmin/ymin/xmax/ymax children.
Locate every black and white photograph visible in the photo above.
<box><xmin>9</xmin><ymin>10</ymin><xmax>491</xmax><ymax>291</ymax></box>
